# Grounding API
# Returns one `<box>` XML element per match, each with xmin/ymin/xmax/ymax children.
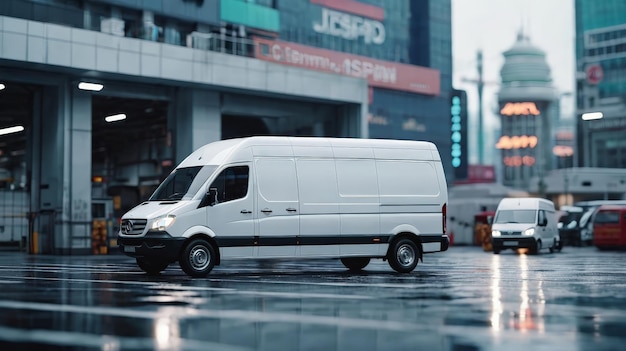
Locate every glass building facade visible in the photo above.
<box><xmin>576</xmin><ymin>0</ymin><xmax>626</xmax><ymax>168</ymax></box>
<box><xmin>0</xmin><ymin>0</ymin><xmax>456</xmax><ymax>180</ymax></box>
<box><xmin>275</xmin><ymin>0</ymin><xmax>456</xmax><ymax>181</ymax></box>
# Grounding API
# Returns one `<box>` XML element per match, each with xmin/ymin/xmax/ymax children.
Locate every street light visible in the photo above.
<box><xmin>582</xmin><ymin>112</ymin><xmax>604</xmax><ymax>121</ymax></box>
<box><xmin>580</xmin><ymin>111</ymin><xmax>604</xmax><ymax>167</ymax></box>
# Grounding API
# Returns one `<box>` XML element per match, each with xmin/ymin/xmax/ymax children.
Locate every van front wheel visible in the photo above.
<box><xmin>180</xmin><ymin>239</ymin><xmax>216</xmax><ymax>277</ymax></box>
<box><xmin>136</xmin><ymin>258</ymin><xmax>169</xmax><ymax>275</ymax></box>
<box><xmin>340</xmin><ymin>257</ymin><xmax>370</xmax><ymax>271</ymax></box>
<box><xmin>388</xmin><ymin>238</ymin><xmax>419</xmax><ymax>273</ymax></box>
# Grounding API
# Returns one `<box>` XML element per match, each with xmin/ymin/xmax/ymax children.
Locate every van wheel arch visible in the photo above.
<box><xmin>182</xmin><ymin>234</ymin><xmax>221</xmax><ymax>266</ymax></box>
<box><xmin>387</xmin><ymin>233</ymin><xmax>422</xmax><ymax>258</ymax></box>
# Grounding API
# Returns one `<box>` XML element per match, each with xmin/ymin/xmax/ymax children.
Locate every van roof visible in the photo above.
<box><xmin>497</xmin><ymin>197</ymin><xmax>555</xmax><ymax>209</ymax></box>
<box><xmin>596</xmin><ymin>204</ymin><xmax>626</xmax><ymax>211</ymax></box>
<box><xmin>177</xmin><ymin>136</ymin><xmax>441</xmax><ymax>168</ymax></box>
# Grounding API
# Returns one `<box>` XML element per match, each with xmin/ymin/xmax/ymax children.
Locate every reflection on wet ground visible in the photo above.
<box><xmin>0</xmin><ymin>246</ymin><xmax>625</xmax><ymax>350</ymax></box>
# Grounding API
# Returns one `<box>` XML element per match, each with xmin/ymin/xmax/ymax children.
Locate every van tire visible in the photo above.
<box><xmin>530</xmin><ymin>240</ymin><xmax>541</xmax><ymax>255</ymax></box>
<box><xmin>180</xmin><ymin>239</ymin><xmax>216</xmax><ymax>277</ymax></box>
<box><xmin>388</xmin><ymin>238</ymin><xmax>419</xmax><ymax>273</ymax></box>
<box><xmin>550</xmin><ymin>238</ymin><xmax>560</xmax><ymax>253</ymax></box>
<box><xmin>136</xmin><ymin>258</ymin><xmax>169</xmax><ymax>275</ymax></box>
<box><xmin>340</xmin><ymin>257</ymin><xmax>370</xmax><ymax>271</ymax></box>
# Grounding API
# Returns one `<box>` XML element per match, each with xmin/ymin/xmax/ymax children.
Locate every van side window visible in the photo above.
<box><xmin>538</xmin><ymin>210</ymin><xmax>545</xmax><ymax>225</ymax></box>
<box><xmin>210</xmin><ymin>166</ymin><xmax>249</xmax><ymax>203</ymax></box>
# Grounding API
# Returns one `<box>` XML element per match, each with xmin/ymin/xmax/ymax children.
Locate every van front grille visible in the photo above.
<box><xmin>121</xmin><ymin>219</ymin><xmax>147</xmax><ymax>235</ymax></box>
<box><xmin>502</xmin><ymin>231</ymin><xmax>522</xmax><ymax>236</ymax></box>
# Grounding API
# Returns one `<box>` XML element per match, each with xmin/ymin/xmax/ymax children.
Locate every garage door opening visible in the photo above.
<box><xmin>91</xmin><ymin>96</ymin><xmax>171</xmax><ymax>241</ymax></box>
<box><xmin>0</xmin><ymin>82</ymin><xmax>35</xmax><ymax>250</ymax></box>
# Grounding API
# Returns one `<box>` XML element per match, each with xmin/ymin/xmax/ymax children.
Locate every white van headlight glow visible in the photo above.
<box><xmin>492</xmin><ymin>230</ymin><xmax>501</xmax><ymax>237</ymax></box>
<box><xmin>523</xmin><ymin>228</ymin><xmax>535</xmax><ymax>236</ymax></box>
<box><xmin>151</xmin><ymin>215</ymin><xmax>176</xmax><ymax>231</ymax></box>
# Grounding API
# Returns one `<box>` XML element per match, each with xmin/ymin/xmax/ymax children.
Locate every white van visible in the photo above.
<box><xmin>117</xmin><ymin>136</ymin><xmax>449</xmax><ymax>277</ymax></box>
<box><xmin>491</xmin><ymin>197</ymin><xmax>561</xmax><ymax>254</ymax></box>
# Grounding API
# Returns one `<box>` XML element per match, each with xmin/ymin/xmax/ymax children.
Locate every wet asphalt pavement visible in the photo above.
<box><xmin>0</xmin><ymin>246</ymin><xmax>625</xmax><ymax>351</ymax></box>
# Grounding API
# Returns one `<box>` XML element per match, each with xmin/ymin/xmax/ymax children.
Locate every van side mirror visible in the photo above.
<box><xmin>541</xmin><ymin>217</ymin><xmax>548</xmax><ymax>226</ymax></box>
<box><xmin>487</xmin><ymin>216</ymin><xmax>493</xmax><ymax>225</ymax></box>
<box><xmin>208</xmin><ymin>187</ymin><xmax>218</xmax><ymax>206</ymax></box>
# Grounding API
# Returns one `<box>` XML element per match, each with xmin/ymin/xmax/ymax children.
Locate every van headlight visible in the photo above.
<box><xmin>523</xmin><ymin>228</ymin><xmax>535</xmax><ymax>236</ymax></box>
<box><xmin>492</xmin><ymin>230</ymin><xmax>501</xmax><ymax>237</ymax></box>
<box><xmin>151</xmin><ymin>215</ymin><xmax>175</xmax><ymax>231</ymax></box>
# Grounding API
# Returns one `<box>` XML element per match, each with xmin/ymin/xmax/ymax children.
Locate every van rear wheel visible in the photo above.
<box><xmin>136</xmin><ymin>258</ymin><xmax>169</xmax><ymax>275</ymax></box>
<box><xmin>340</xmin><ymin>257</ymin><xmax>370</xmax><ymax>271</ymax></box>
<box><xmin>388</xmin><ymin>238</ymin><xmax>419</xmax><ymax>273</ymax></box>
<box><xmin>180</xmin><ymin>239</ymin><xmax>216</xmax><ymax>278</ymax></box>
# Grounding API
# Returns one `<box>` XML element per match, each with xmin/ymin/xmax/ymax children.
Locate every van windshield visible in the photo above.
<box><xmin>494</xmin><ymin>210</ymin><xmax>537</xmax><ymax>224</ymax></box>
<box><xmin>149</xmin><ymin>166</ymin><xmax>217</xmax><ymax>201</ymax></box>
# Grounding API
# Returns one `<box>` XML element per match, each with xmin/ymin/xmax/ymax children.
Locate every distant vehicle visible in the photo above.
<box><xmin>574</xmin><ymin>200</ymin><xmax>626</xmax><ymax>212</ymax></box>
<box><xmin>118</xmin><ymin>136</ymin><xmax>450</xmax><ymax>277</ymax></box>
<box><xmin>573</xmin><ymin>200</ymin><xmax>626</xmax><ymax>244</ymax></box>
<box><xmin>558</xmin><ymin>205</ymin><xmax>587</xmax><ymax>246</ymax></box>
<box><xmin>593</xmin><ymin>205</ymin><xmax>626</xmax><ymax>250</ymax></box>
<box><xmin>491</xmin><ymin>197</ymin><xmax>561</xmax><ymax>254</ymax></box>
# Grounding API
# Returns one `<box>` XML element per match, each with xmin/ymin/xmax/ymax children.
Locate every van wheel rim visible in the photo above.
<box><xmin>397</xmin><ymin>244</ymin><xmax>415</xmax><ymax>266</ymax></box>
<box><xmin>189</xmin><ymin>245</ymin><xmax>210</xmax><ymax>271</ymax></box>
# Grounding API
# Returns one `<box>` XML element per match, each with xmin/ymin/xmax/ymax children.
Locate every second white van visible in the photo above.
<box><xmin>117</xmin><ymin>136</ymin><xmax>449</xmax><ymax>277</ymax></box>
<box><xmin>491</xmin><ymin>197</ymin><xmax>561</xmax><ymax>254</ymax></box>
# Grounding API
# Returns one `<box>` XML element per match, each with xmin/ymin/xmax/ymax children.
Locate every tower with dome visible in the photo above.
<box><xmin>497</xmin><ymin>31</ymin><xmax>559</xmax><ymax>190</ymax></box>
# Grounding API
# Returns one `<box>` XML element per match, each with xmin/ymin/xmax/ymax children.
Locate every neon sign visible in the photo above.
<box><xmin>503</xmin><ymin>156</ymin><xmax>535</xmax><ymax>167</ymax></box>
<box><xmin>553</xmin><ymin>145</ymin><xmax>574</xmax><ymax>157</ymax></box>
<box><xmin>451</xmin><ymin>96</ymin><xmax>462</xmax><ymax>168</ymax></box>
<box><xmin>495</xmin><ymin>135</ymin><xmax>538</xmax><ymax>149</ymax></box>
<box><xmin>500</xmin><ymin>102</ymin><xmax>540</xmax><ymax>116</ymax></box>
<box><xmin>313</xmin><ymin>8</ymin><xmax>386</xmax><ymax>45</ymax></box>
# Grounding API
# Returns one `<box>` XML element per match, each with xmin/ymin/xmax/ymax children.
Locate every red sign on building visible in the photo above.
<box><xmin>586</xmin><ymin>64</ymin><xmax>603</xmax><ymax>85</ymax></box>
<box><xmin>309</xmin><ymin>0</ymin><xmax>385</xmax><ymax>21</ymax></box>
<box><xmin>254</xmin><ymin>38</ymin><xmax>441</xmax><ymax>96</ymax></box>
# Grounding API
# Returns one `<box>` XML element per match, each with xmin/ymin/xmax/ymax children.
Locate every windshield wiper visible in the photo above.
<box><xmin>167</xmin><ymin>192</ymin><xmax>184</xmax><ymax>200</ymax></box>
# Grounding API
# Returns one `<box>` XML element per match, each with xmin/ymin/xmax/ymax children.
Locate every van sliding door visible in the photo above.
<box><xmin>255</xmin><ymin>158</ymin><xmax>299</xmax><ymax>257</ymax></box>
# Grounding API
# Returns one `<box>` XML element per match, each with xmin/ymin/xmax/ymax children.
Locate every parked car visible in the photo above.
<box><xmin>558</xmin><ymin>205</ymin><xmax>586</xmax><ymax>246</ymax></box>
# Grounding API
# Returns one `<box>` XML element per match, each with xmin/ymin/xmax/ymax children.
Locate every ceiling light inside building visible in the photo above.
<box><xmin>78</xmin><ymin>82</ymin><xmax>104</xmax><ymax>91</ymax></box>
<box><xmin>105</xmin><ymin>114</ymin><xmax>126</xmax><ymax>122</ymax></box>
<box><xmin>581</xmin><ymin>112</ymin><xmax>603</xmax><ymax>120</ymax></box>
<box><xmin>0</xmin><ymin>126</ymin><xmax>24</xmax><ymax>136</ymax></box>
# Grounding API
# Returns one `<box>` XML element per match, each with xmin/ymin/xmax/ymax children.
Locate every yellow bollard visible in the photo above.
<box><xmin>32</xmin><ymin>231</ymin><xmax>39</xmax><ymax>254</ymax></box>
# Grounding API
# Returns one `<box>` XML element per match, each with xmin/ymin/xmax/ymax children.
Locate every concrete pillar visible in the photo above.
<box><xmin>37</xmin><ymin>82</ymin><xmax>92</xmax><ymax>254</ymax></box>
<box><xmin>66</xmin><ymin>88</ymin><xmax>93</xmax><ymax>253</ymax></box>
<box><xmin>337</xmin><ymin>103</ymin><xmax>367</xmax><ymax>138</ymax></box>
<box><xmin>36</xmin><ymin>85</ymin><xmax>64</xmax><ymax>254</ymax></box>
<box><xmin>173</xmin><ymin>89</ymin><xmax>221</xmax><ymax>163</ymax></box>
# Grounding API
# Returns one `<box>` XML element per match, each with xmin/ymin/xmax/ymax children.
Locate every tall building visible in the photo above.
<box><xmin>0</xmin><ymin>0</ymin><xmax>455</xmax><ymax>253</ymax></box>
<box><xmin>575</xmin><ymin>0</ymin><xmax>626</xmax><ymax>168</ymax></box>
<box><xmin>497</xmin><ymin>33</ymin><xmax>558</xmax><ymax>190</ymax></box>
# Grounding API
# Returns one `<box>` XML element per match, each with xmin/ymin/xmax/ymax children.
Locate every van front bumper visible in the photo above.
<box><xmin>117</xmin><ymin>231</ymin><xmax>186</xmax><ymax>262</ymax></box>
<box><xmin>492</xmin><ymin>237</ymin><xmax>536</xmax><ymax>251</ymax></box>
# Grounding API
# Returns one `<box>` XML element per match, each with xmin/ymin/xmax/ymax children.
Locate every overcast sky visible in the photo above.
<box><xmin>451</xmin><ymin>0</ymin><xmax>575</xmax><ymax>164</ymax></box>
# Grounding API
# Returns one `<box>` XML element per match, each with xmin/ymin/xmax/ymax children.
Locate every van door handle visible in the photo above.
<box><xmin>286</xmin><ymin>208</ymin><xmax>297</xmax><ymax>213</ymax></box>
<box><xmin>261</xmin><ymin>208</ymin><xmax>273</xmax><ymax>214</ymax></box>
<box><xmin>240</xmin><ymin>210</ymin><xmax>252</xmax><ymax>214</ymax></box>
